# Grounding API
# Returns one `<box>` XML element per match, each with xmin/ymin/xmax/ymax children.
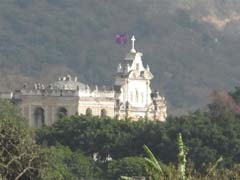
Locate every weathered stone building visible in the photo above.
<box><xmin>2</xmin><ymin>36</ymin><xmax>167</xmax><ymax>128</ymax></box>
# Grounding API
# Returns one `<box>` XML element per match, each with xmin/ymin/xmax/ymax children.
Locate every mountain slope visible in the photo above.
<box><xmin>1</xmin><ymin>0</ymin><xmax>240</xmax><ymax>114</ymax></box>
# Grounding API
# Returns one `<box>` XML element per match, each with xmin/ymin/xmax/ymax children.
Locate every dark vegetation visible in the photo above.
<box><xmin>36</xmin><ymin>107</ymin><xmax>240</xmax><ymax>172</ymax></box>
<box><xmin>1</xmin><ymin>87</ymin><xmax>240</xmax><ymax>179</ymax></box>
<box><xmin>1</xmin><ymin>0</ymin><xmax>240</xmax><ymax>113</ymax></box>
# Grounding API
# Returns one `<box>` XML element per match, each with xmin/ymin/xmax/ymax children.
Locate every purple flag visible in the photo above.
<box><xmin>115</xmin><ymin>34</ymin><xmax>128</xmax><ymax>45</ymax></box>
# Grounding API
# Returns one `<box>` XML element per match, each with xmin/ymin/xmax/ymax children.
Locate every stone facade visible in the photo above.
<box><xmin>13</xmin><ymin>78</ymin><xmax>115</xmax><ymax>128</ymax></box>
<box><xmin>1</xmin><ymin>36</ymin><xmax>167</xmax><ymax>128</ymax></box>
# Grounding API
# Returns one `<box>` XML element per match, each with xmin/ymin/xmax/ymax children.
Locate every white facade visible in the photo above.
<box><xmin>2</xmin><ymin>36</ymin><xmax>167</xmax><ymax>128</ymax></box>
<box><xmin>114</xmin><ymin>36</ymin><xmax>167</xmax><ymax>121</ymax></box>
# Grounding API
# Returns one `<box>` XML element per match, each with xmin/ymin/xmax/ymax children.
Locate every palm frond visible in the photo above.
<box><xmin>143</xmin><ymin>145</ymin><xmax>163</xmax><ymax>175</ymax></box>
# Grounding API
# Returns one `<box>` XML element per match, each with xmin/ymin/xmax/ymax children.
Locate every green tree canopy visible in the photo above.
<box><xmin>42</xmin><ymin>145</ymin><xmax>102</xmax><ymax>180</ymax></box>
<box><xmin>0</xmin><ymin>100</ymin><xmax>45</xmax><ymax>180</ymax></box>
<box><xmin>37</xmin><ymin>109</ymin><xmax>240</xmax><ymax>172</ymax></box>
<box><xmin>106</xmin><ymin>157</ymin><xmax>147</xmax><ymax>180</ymax></box>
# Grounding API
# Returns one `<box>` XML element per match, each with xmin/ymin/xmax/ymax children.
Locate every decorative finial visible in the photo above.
<box><xmin>146</xmin><ymin>64</ymin><xmax>150</xmax><ymax>71</ymax></box>
<box><xmin>126</xmin><ymin>64</ymin><xmax>130</xmax><ymax>73</ymax></box>
<box><xmin>131</xmin><ymin>35</ymin><xmax>136</xmax><ymax>53</ymax></box>
<box><xmin>117</xmin><ymin>63</ymin><xmax>122</xmax><ymax>72</ymax></box>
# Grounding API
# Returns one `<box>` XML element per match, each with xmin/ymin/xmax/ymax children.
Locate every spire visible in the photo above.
<box><xmin>146</xmin><ymin>64</ymin><xmax>150</xmax><ymax>71</ymax></box>
<box><xmin>130</xmin><ymin>36</ymin><xmax>136</xmax><ymax>53</ymax></box>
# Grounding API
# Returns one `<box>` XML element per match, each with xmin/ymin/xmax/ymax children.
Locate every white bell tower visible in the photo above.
<box><xmin>114</xmin><ymin>35</ymin><xmax>163</xmax><ymax>119</ymax></box>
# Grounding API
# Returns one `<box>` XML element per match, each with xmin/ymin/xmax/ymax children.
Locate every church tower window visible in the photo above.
<box><xmin>131</xmin><ymin>92</ymin><xmax>133</xmax><ymax>102</ymax></box>
<box><xmin>136</xmin><ymin>90</ymin><xmax>139</xmax><ymax>103</ymax></box>
<box><xmin>136</xmin><ymin>63</ymin><xmax>139</xmax><ymax>71</ymax></box>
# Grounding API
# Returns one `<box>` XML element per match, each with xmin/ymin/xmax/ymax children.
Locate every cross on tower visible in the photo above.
<box><xmin>131</xmin><ymin>36</ymin><xmax>136</xmax><ymax>53</ymax></box>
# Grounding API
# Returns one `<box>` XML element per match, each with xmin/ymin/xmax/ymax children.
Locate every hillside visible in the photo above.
<box><xmin>1</xmin><ymin>0</ymin><xmax>240</xmax><ymax>114</ymax></box>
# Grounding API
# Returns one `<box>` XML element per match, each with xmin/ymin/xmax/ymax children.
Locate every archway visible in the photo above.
<box><xmin>57</xmin><ymin>107</ymin><xmax>68</xmax><ymax>119</ymax></box>
<box><xmin>86</xmin><ymin>108</ymin><xmax>92</xmax><ymax>116</ymax></box>
<box><xmin>33</xmin><ymin>107</ymin><xmax>45</xmax><ymax>128</ymax></box>
<box><xmin>100</xmin><ymin>109</ymin><xmax>107</xmax><ymax>117</ymax></box>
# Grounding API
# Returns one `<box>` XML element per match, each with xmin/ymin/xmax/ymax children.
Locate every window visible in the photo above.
<box><xmin>136</xmin><ymin>63</ymin><xmax>139</xmax><ymax>71</ymax></box>
<box><xmin>136</xmin><ymin>90</ymin><xmax>139</xmax><ymax>103</ymax></box>
<box><xmin>141</xmin><ymin>92</ymin><xmax>144</xmax><ymax>103</ymax></box>
<box><xmin>86</xmin><ymin>108</ymin><xmax>92</xmax><ymax>116</ymax></box>
<box><xmin>131</xmin><ymin>92</ymin><xmax>133</xmax><ymax>102</ymax></box>
<box><xmin>100</xmin><ymin>109</ymin><xmax>107</xmax><ymax>117</ymax></box>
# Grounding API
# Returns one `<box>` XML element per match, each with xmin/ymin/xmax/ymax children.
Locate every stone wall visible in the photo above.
<box><xmin>19</xmin><ymin>95</ymin><xmax>78</xmax><ymax>127</ymax></box>
<box><xmin>78</xmin><ymin>97</ymin><xmax>115</xmax><ymax>117</ymax></box>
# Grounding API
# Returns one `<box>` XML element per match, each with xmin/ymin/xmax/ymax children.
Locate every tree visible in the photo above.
<box><xmin>37</xmin><ymin>111</ymin><xmax>240</xmax><ymax>173</ymax></box>
<box><xmin>42</xmin><ymin>145</ymin><xmax>102</xmax><ymax>180</ymax></box>
<box><xmin>0</xmin><ymin>101</ymin><xmax>102</xmax><ymax>180</ymax></box>
<box><xmin>36</xmin><ymin>115</ymin><xmax>139</xmax><ymax>160</ymax></box>
<box><xmin>208</xmin><ymin>90</ymin><xmax>236</xmax><ymax>118</ymax></box>
<box><xmin>41</xmin><ymin>146</ymin><xmax>76</xmax><ymax>180</ymax></box>
<box><xmin>0</xmin><ymin>100</ymin><xmax>45</xmax><ymax>180</ymax></box>
<box><xmin>229</xmin><ymin>86</ymin><xmax>240</xmax><ymax>104</ymax></box>
<box><xmin>107</xmin><ymin>157</ymin><xmax>147</xmax><ymax>180</ymax></box>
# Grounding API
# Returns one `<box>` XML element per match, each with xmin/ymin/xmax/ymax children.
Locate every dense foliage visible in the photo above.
<box><xmin>0</xmin><ymin>101</ymin><xmax>45</xmax><ymax>179</ymax></box>
<box><xmin>2</xmin><ymin>87</ymin><xmax>240</xmax><ymax>179</ymax></box>
<box><xmin>37</xmin><ymin>104</ymin><xmax>240</xmax><ymax>174</ymax></box>
<box><xmin>42</xmin><ymin>145</ymin><xmax>102</xmax><ymax>180</ymax></box>
<box><xmin>107</xmin><ymin>157</ymin><xmax>147</xmax><ymax>179</ymax></box>
<box><xmin>0</xmin><ymin>101</ymin><xmax>102</xmax><ymax>180</ymax></box>
<box><xmin>36</xmin><ymin>109</ymin><xmax>240</xmax><ymax>179</ymax></box>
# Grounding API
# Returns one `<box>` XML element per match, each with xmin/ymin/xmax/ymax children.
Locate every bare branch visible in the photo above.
<box><xmin>14</xmin><ymin>167</ymin><xmax>36</xmax><ymax>180</ymax></box>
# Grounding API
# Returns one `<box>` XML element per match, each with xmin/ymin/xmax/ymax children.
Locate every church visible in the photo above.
<box><xmin>2</xmin><ymin>36</ymin><xmax>167</xmax><ymax>128</ymax></box>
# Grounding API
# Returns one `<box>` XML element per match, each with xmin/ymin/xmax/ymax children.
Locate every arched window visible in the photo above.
<box><xmin>130</xmin><ymin>92</ymin><xmax>133</xmax><ymax>102</ymax></box>
<box><xmin>136</xmin><ymin>90</ymin><xmax>139</xmax><ymax>103</ymax></box>
<box><xmin>86</xmin><ymin>108</ymin><xmax>92</xmax><ymax>116</ymax></box>
<box><xmin>33</xmin><ymin>107</ymin><xmax>45</xmax><ymax>128</ymax></box>
<box><xmin>100</xmin><ymin>109</ymin><xmax>107</xmax><ymax>117</ymax></box>
<box><xmin>57</xmin><ymin>107</ymin><xmax>68</xmax><ymax>119</ymax></box>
